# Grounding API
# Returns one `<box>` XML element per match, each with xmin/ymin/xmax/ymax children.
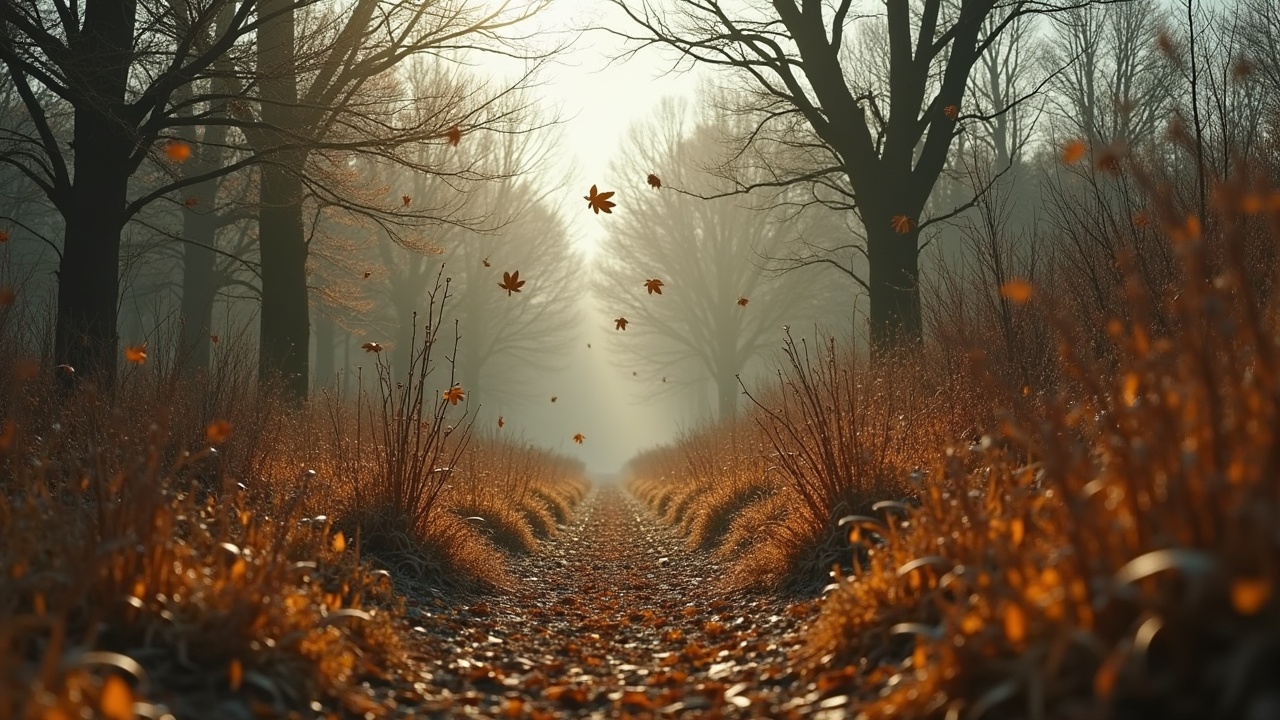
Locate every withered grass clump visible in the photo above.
<box><xmin>0</xmin><ymin>374</ymin><xmax>406</xmax><ymax>720</ymax></box>
<box><xmin>802</xmin><ymin>174</ymin><xmax>1280</xmax><ymax>717</ymax></box>
<box><xmin>0</xmin><ymin>274</ymin><xmax>589</xmax><ymax>718</ymax></box>
<box><xmin>627</xmin><ymin>337</ymin><xmax>972</xmax><ymax>592</ymax></box>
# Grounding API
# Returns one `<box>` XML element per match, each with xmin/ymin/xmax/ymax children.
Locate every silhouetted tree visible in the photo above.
<box><xmin>611</xmin><ymin>0</ymin><xmax>1093</xmax><ymax>355</ymax></box>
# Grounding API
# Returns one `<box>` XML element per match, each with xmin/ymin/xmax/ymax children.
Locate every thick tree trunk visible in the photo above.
<box><xmin>258</xmin><ymin>162</ymin><xmax>310</xmax><ymax>398</ymax></box>
<box><xmin>865</xmin><ymin>219</ymin><xmax>922</xmax><ymax>352</ymax></box>
<box><xmin>257</xmin><ymin>0</ymin><xmax>309</xmax><ymax>399</ymax></box>
<box><xmin>54</xmin><ymin>0</ymin><xmax>136</xmax><ymax>386</ymax></box>
<box><xmin>58</xmin><ymin>175</ymin><xmax>123</xmax><ymax>383</ymax></box>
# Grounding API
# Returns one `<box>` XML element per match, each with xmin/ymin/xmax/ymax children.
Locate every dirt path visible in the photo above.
<box><xmin>398</xmin><ymin>485</ymin><xmax>832</xmax><ymax>718</ymax></box>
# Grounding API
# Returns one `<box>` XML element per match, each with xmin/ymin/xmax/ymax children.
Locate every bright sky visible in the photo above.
<box><xmin>481</xmin><ymin>0</ymin><xmax>710</xmax><ymax>476</ymax></box>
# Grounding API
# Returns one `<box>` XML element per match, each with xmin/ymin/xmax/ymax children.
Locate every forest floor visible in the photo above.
<box><xmin>381</xmin><ymin>486</ymin><xmax>837</xmax><ymax>719</ymax></box>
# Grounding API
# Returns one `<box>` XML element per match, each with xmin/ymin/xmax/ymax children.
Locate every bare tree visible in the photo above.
<box><xmin>1044</xmin><ymin>0</ymin><xmax>1175</xmax><ymax>150</ymax></box>
<box><xmin>594</xmin><ymin>103</ymin><xmax>844</xmax><ymax>421</ymax></box>
<box><xmin>609</xmin><ymin>0</ymin><xmax>1089</xmax><ymax>355</ymax></box>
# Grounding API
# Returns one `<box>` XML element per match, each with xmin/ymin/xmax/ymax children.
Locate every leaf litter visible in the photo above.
<box><xmin>397</xmin><ymin>486</ymin><xmax>826</xmax><ymax>718</ymax></box>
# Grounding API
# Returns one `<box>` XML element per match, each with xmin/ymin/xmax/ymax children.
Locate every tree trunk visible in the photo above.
<box><xmin>257</xmin><ymin>0</ymin><xmax>309</xmax><ymax>399</ymax></box>
<box><xmin>258</xmin><ymin>162</ymin><xmax>310</xmax><ymax>398</ymax></box>
<box><xmin>866</xmin><ymin>219</ymin><xmax>922</xmax><ymax>352</ymax></box>
<box><xmin>716</xmin><ymin>371</ymin><xmax>738</xmax><ymax>422</ymax></box>
<box><xmin>56</xmin><ymin>0</ymin><xmax>136</xmax><ymax>385</ymax></box>
<box><xmin>180</xmin><ymin>185</ymin><xmax>218</xmax><ymax>373</ymax></box>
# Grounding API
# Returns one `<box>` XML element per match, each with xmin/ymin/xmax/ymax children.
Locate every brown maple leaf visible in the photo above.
<box><xmin>483</xmin><ymin>257</ymin><xmax>491</xmax><ymax>268</ymax></box>
<box><xmin>943</xmin><ymin>105</ymin><xmax>959</xmax><ymax>120</ymax></box>
<box><xmin>362</xmin><ymin>342</ymin><xmax>383</xmax><ymax>353</ymax></box>
<box><xmin>498</xmin><ymin>270</ymin><xmax>526</xmax><ymax>295</ymax></box>
<box><xmin>614</xmin><ymin>317</ymin><xmax>628</xmax><ymax>331</ymax></box>
<box><xmin>892</xmin><ymin>215</ymin><xmax>914</xmax><ymax>234</ymax></box>
<box><xmin>446</xmin><ymin>126</ymin><xmax>462</xmax><ymax>146</ymax></box>
<box><xmin>402</xmin><ymin>195</ymin><xmax>411</xmax><ymax>206</ymax></box>
<box><xmin>573</xmin><ymin>433</ymin><xmax>585</xmax><ymax>444</ymax></box>
<box><xmin>584</xmin><ymin>185</ymin><xmax>616</xmax><ymax>214</ymax></box>
<box><xmin>737</xmin><ymin>296</ymin><xmax>749</xmax><ymax>307</ymax></box>
<box><xmin>442</xmin><ymin>386</ymin><xmax>465</xmax><ymax>405</ymax></box>
<box><xmin>363</xmin><ymin>271</ymin><xmax>372</xmax><ymax>279</ymax></box>
<box><xmin>497</xmin><ymin>416</ymin><xmax>505</xmax><ymax>428</ymax></box>
<box><xmin>124</xmin><ymin>345</ymin><xmax>147</xmax><ymax>365</ymax></box>
<box><xmin>550</xmin><ymin>396</ymin><xmax>558</xmax><ymax>403</ymax></box>
<box><xmin>183</xmin><ymin>197</ymin><xmax>199</xmax><ymax>207</ymax></box>
<box><xmin>644</xmin><ymin>278</ymin><xmax>664</xmax><ymax>295</ymax></box>
<box><xmin>0</xmin><ymin>229</ymin><xmax>8</xmax><ymax>243</ymax></box>
<box><xmin>647</xmin><ymin>173</ymin><xmax>662</xmax><ymax>189</ymax></box>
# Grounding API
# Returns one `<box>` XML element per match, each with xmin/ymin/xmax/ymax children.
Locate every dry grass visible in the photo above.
<box><xmin>0</xmin><ymin>273</ymin><xmax>588</xmax><ymax>718</ymax></box>
<box><xmin>801</xmin><ymin>174</ymin><xmax>1280</xmax><ymax>718</ymax></box>
<box><xmin>627</xmin><ymin>336</ymin><xmax>973</xmax><ymax>592</ymax></box>
<box><xmin>628</xmin><ymin>166</ymin><xmax>1280</xmax><ymax>713</ymax></box>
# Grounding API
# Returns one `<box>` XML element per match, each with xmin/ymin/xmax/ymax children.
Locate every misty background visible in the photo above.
<box><xmin>0</xmin><ymin>0</ymin><xmax>1266</xmax><ymax>473</ymax></box>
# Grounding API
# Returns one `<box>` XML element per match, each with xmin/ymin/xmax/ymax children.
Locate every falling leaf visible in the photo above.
<box><xmin>573</xmin><ymin>433</ymin><xmax>585</xmax><ymax>444</ymax></box>
<box><xmin>1133</xmin><ymin>211</ymin><xmax>1150</xmax><ymax>227</ymax></box>
<box><xmin>614</xmin><ymin>317</ymin><xmax>628</xmax><ymax>331</ymax></box>
<box><xmin>0</xmin><ymin>287</ymin><xmax>14</xmax><ymax>308</ymax></box>
<box><xmin>55</xmin><ymin>364</ymin><xmax>75</xmax><ymax>375</ymax></box>
<box><xmin>497</xmin><ymin>416</ymin><xmax>505</xmax><ymax>428</ymax></box>
<box><xmin>443</xmin><ymin>386</ymin><xmax>465</xmax><ymax>405</ymax></box>
<box><xmin>584</xmin><ymin>185</ymin><xmax>616</xmax><ymax>214</ymax></box>
<box><xmin>0</xmin><ymin>229</ymin><xmax>9</xmax><ymax>243</ymax></box>
<box><xmin>483</xmin><ymin>257</ymin><xmax>491</xmax><ymax>268</ymax></box>
<box><xmin>1062</xmin><ymin>139</ymin><xmax>1086</xmax><ymax>165</ymax></box>
<box><xmin>124</xmin><ymin>345</ymin><xmax>147</xmax><ymax>365</ymax></box>
<box><xmin>891</xmin><ymin>215</ymin><xmax>914</xmax><ymax>234</ymax></box>
<box><xmin>164</xmin><ymin>140</ymin><xmax>192</xmax><ymax>163</ymax></box>
<box><xmin>644</xmin><ymin>278</ymin><xmax>664</xmax><ymax>295</ymax></box>
<box><xmin>229</xmin><ymin>659</ymin><xmax>243</xmax><ymax>691</ymax></box>
<box><xmin>210</xmin><ymin>334</ymin><xmax>219</xmax><ymax>344</ymax></box>
<box><xmin>647</xmin><ymin>173</ymin><xmax>662</xmax><ymax>189</ymax></box>
<box><xmin>332</xmin><ymin>531</ymin><xmax>346</xmax><ymax>553</ymax></box>
<box><xmin>361</xmin><ymin>342</ymin><xmax>383</xmax><ymax>353</ymax></box>
<box><xmin>943</xmin><ymin>105</ymin><xmax>959</xmax><ymax>120</ymax></box>
<box><xmin>550</xmin><ymin>396</ymin><xmax>558</xmax><ymax>403</ymax></box>
<box><xmin>445</xmin><ymin>126</ymin><xmax>463</xmax><ymax>146</ymax></box>
<box><xmin>498</xmin><ymin>270</ymin><xmax>526</xmax><ymax>296</ymax></box>
<box><xmin>206</xmin><ymin>420</ymin><xmax>234</xmax><ymax>445</ymax></box>
<box><xmin>100</xmin><ymin>676</ymin><xmax>133</xmax><ymax>720</ymax></box>
<box><xmin>183</xmin><ymin>197</ymin><xmax>199</xmax><ymax>207</ymax></box>
<box><xmin>402</xmin><ymin>195</ymin><xmax>411</xmax><ymax>206</ymax></box>
<box><xmin>662</xmin><ymin>377</ymin><xmax>667</xmax><ymax>383</ymax></box>
<box><xmin>737</xmin><ymin>296</ymin><xmax>749</xmax><ymax>307</ymax></box>
<box><xmin>1232</xmin><ymin>577</ymin><xmax>1272</xmax><ymax>615</ymax></box>
<box><xmin>1000</xmin><ymin>279</ymin><xmax>1034</xmax><ymax>304</ymax></box>
<box><xmin>363</xmin><ymin>271</ymin><xmax>372</xmax><ymax>279</ymax></box>
<box><xmin>1157</xmin><ymin>30</ymin><xmax>1175</xmax><ymax>58</ymax></box>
